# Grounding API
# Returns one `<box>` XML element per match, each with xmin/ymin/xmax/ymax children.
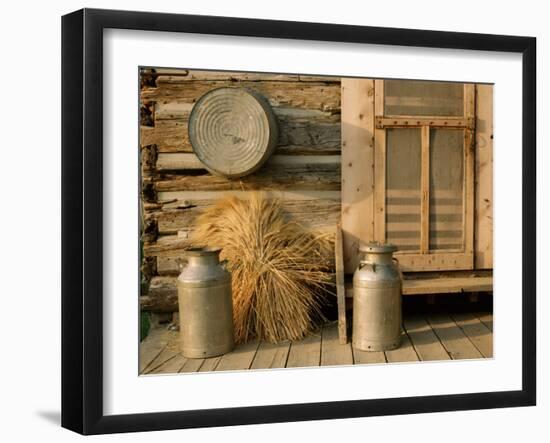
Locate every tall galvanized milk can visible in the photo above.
<box><xmin>352</xmin><ymin>243</ymin><xmax>402</xmax><ymax>351</ymax></box>
<box><xmin>177</xmin><ymin>247</ymin><xmax>235</xmax><ymax>358</ymax></box>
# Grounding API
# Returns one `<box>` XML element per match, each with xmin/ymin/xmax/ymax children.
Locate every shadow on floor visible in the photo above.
<box><xmin>36</xmin><ymin>410</ymin><xmax>60</xmax><ymax>426</ymax></box>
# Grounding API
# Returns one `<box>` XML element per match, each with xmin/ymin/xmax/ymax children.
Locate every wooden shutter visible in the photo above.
<box><xmin>373</xmin><ymin>80</ymin><xmax>475</xmax><ymax>272</ymax></box>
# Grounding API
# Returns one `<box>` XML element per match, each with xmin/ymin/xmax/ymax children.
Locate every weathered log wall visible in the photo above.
<box><xmin>140</xmin><ymin>68</ymin><xmax>341</xmax><ymax>312</ymax></box>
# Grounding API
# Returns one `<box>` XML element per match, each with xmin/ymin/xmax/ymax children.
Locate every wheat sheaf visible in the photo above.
<box><xmin>192</xmin><ymin>192</ymin><xmax>334</xmax><ymax>344</ymax></box>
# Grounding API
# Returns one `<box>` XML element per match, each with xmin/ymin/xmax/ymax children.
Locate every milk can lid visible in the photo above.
<box><xmin>359</xmin><ymin>242</ymin><xmax>397</xmax><ymax>254</ymax></box>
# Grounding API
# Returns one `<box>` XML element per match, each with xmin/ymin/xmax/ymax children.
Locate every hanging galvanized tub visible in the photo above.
<box><xmin>188</xmin><ymin>87</ymin><xmax>279</xmax><ymax>178</ymax></box>
<box><xmin>177</xmin><ymin>247</ymin><xmax>234</xmax><ymax>358</ymax></box>
<box><xmin>352</xmin><ymin>243</ymin><xmax>402</xmax><ymax>351</ymax></box>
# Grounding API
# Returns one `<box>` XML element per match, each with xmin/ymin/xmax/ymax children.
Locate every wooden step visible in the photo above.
<box><xmin>345</xmin><ymin>275</ymin><xmax>493</xmax><ymax>297</ymax></box>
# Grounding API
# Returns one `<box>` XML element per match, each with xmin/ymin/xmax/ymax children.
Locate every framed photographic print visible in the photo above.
<box><xmin>61</xmin><ymin>8</ymin><xmax>536</xmax><ymax>435</ymax></box>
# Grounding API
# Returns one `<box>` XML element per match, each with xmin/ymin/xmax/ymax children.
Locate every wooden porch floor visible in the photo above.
<box><xmin>139</xmin><ymin>311</ymin><xmax>493</xmax><ymax>375</ymax></box>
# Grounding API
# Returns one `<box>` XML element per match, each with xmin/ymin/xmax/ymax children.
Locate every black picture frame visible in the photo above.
<box><xmin>61</xmin><ymin>8</ymin><xmax>537</xmax><ymax>435</ymax></box>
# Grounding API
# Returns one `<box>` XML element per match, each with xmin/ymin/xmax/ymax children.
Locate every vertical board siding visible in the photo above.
<box><xmin>420</xmin><ymin>126</ymin><xmax>430</xmax><ymax>253</ymax></box>
<box><xmin>341</xmin><ymin>78</ymin><xmax>375</xmax><ymax>273</ymax></box>
<box><xmin>474</xmin><ymin>85</ymin><xmax>494</xmax><ymax>269</ymax></box>
<box><xmin>373</xmin><ymin>80</ymin><xmax>386</xmax><ymax>245</ymax></box>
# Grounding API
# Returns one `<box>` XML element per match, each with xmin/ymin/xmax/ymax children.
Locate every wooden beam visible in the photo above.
<box><xmin>464</xmin><ymin>128</ymin><xmax>475</xmax><ymax>266</ymax></box>
<box><xmin>335</xmin><ymin>223</ymin><xmax>347</xmax><ymax>344</ymax></box>
<box><xmin>474</xmin><ymin>84</ymin><xmax>493</xmax><ymax>269</ymax></box>
<box><xmin>153</xmin><ymin>158</ymin><xmax>341</xmax><ymax>191</ymax></box>
<box><xmin>402</xmin><ymin>276</ymin><xmax>492</xmax><ymax>295</ymax></box>
<box><xmin>141</xmin><ymin>80</ymin><xmax>341</xmax><ymax>113</ymax></box>
<box><xmin>375</xmin><ymin>116</ymin><xmax>474</xmax><ymax>129</ymax></box>
<box><xmin>156</xmin><ymin>189</ymin><xmax>340</xmax><ymax>202</ymax></box>
<box><xmin>393</xmin><ymin>252</ymin><xmax>474</xmax><ymax>272</ymax></box>
<box><xmin>373</xmin><ymin>80</ymin><xmax>386</xmax><ymax>244</ymax></box>
<box><xmin>344</xmin><ymin>275</ymin><xmax>493</xmax><ymax>297</ymax></box>
<box><xmin>464</xmin><ymin>85</ymin><xmax>476</xmax><ymax>269</ymax></box>
<box><xmin>154</xmin><ymin>194</ymin><xmax>341</xmax><ymax>236</ymax></box>
<box><xmin>341</xmin><ymin>78</ymin><xmax>375</xmax><ymax>272</ymax></box>
<box><xmin>420</xmin><ymin>125</ymin><xmax>430</xmax><ymax>254</ymax></box>
<box><xmin>156</xmin><ymin>153</ymin><xmax>341</xmax><ymax>171</ymax></box>
<box><xmin>143</xmin><ymin>107</ymin><xmax>341</xmax><ymax>155</ymax></box>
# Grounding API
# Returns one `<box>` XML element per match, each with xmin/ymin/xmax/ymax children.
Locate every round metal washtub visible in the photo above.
<box><xmin>188</xmin><ymin>87</ymin><xmax>279</xmax><ymax>178</ymax></box>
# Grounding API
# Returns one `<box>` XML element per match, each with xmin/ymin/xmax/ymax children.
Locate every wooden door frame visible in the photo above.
<box><xmin>373</xmin><ymin>80</ymin><xmax>475</xmax><ymax>271</ymax></box>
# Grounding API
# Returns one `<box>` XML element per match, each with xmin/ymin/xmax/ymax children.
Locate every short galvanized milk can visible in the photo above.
<box><xmin>177</xmin><ymin>247</ymin><xmax>235</xmax><ymax>358</ymax></box>
<box><xmin>352</xmin><ymin>243</ymin><xmax>402</xmax><ymax>352</ymax></box>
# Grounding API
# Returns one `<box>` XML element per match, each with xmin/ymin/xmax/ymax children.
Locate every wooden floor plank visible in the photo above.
<box><xmin>144</xmin><ymin>348</ymin><xmax>179</xmax><ymax>374</ymax></box>
<box><xmin>474</xmin><ymin>312</ymin><xmax>494</xmax><ymax>332</ymax></box>
<box><xmin>385</xmin><ymin>331</ymin><xmax>420</xmax><ymax>363</ymax></box>
<box><xmin>139</xmin><ymin>328</ymin><xmax>171</xmax><ymax>374</ymax></box>
<box><xmin>352</xmin><ymin>347</ymin><xmax>386</xmax><ymax>365</ymax></box>
<box><xmin>452</xmin><ymin>313</ymin><xmax>493</xmax><ymax>358</ymax></box>
<box><xmin>286</xmin><ymin>330</ymin><xmax>322</xmax><ymax>368</ymax></box>
<box><xmin>149</xmin><ymin>353</ymin><xmax>187</xmax><ymax>374</ymax></box>
<box><xmin>179</xmin><ymin>357</ymin><xmax>204</xmax><ymax>373</ymax></box>
<box><xmin>250</xmin><ymin>341</ymin><xmax>291</xmax><ymax>370</ymax></box>
<box><xmin>321</xmin><ymin>322</ymin><xmax>353</xmax><ymax>366</ymax></box>
<box><xmin>139</xmin><ymin>316</ymin><xmax>492</xmax><ymax>372</ymax></box>
<box><xmin>198</xmin><ymin>356</ymin><xmax>222</xmax><ymax>372</ymax></box>
<box><xmin>427</xmin><ymin>314</ymin><xmax>483</xmax><ymax>360</ymax></box>
<box><xmin>215</xmin><ymin>340</ymin><xmax>260</xmax><ymax>371</ymax></box>
<box><xmin>404</xmin><ymin>317</ymin><xmax>451</xmax><ymax>362</ymax></box>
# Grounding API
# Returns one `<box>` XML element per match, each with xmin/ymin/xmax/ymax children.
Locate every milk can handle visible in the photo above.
<box><xmin>392</xmin><ymin>257</ymin><xmax>404</xmax><ymax>289</ymax></box>
<box><xmin>220</xmin><ymin>259</ymin><xmax>229</xmax><ymax>270</ymax></box>
<box><xmin>176</xmin><ymin>257</ymin><xmax>188</xmax><ymax>272</ymax></box>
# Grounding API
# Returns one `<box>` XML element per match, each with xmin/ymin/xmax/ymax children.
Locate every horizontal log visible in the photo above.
<box><xmin>141</xmin><ymin>107</ymin><xmax>341</xmax><ymax>154</ymax></box>
<box><xmin>151</xmin><ymin>70</ymin><xmax>338</xmax><ymax>82</ymax></box>
<box><xmin>140</xmin><ymin>121</ymin><xmax>190</xmax><ymax>152</ymax></box>
<box><xmin>145</xmin><ymin>247</ymin><xmax>343</xmax><ymax>308</ymax></box>
<box><xmin>156</xmin><ymin>189</ymin><xmax>341</xmax><ymax>202</ymax></box>
<box><xmin>144</xmin><ymin>191</ymin><xmax>340</xmax><ymax>256</ymax></box>
<box><xmin>156</xmin><ymin>153</ymin><xmax>340</xmax><ymax>171</ymax></box>
<box><xmin>143</xmin><ymin>234</ymin><xmax>192</xmax><ymax>257</ymax></box>
<box><xmin>141</xmin><ymin>276</ymin><xmax>179</xmax><ymax>312</ymax></box>
<box><xmin>156</xmin><ymin>72</ymin><xmax>300</xmax><ymax>82</ymax></box>
<box><xmin>141</xmin><ymin>81</ymin><xmax>340</xmax><ymax>112</ymax></box>
<box><xmin>153</xmin><ymin>194</ymin><xmax>341</xmax><ymax>235</ymax></box>
<box><xmin>154</xmin><ymin>102</ymin><xmax>193</xmax><ymax>121</ymax></box>
<box><xmin>156</xmin><ymin>153</ymin><xmax>204</xmax><ymax>170</ymax></box>
<box><xmin>153</xmin><ymin>156</ymin><xmax>341</xmax><ymax>192</ymax></box>
<box><xmin>154</xmin><ymin>104</ymin><xmax>339</xmax><ymax>122</ymax></box>
<box><xmin>145</xmin><ymin>191</ymin><xmax>341</xmax><ymax>265</ymax></box>
<box><xmin>157</xmin><ymin>257</ymin><xmax>182</xmax><ymax>276</ymax></box>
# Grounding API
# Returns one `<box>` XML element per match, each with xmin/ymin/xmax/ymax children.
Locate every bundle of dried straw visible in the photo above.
<box><xmin>192</xmin><ymin>192</ymin><xmax>334</xmax><ymax>344</ymax></box>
